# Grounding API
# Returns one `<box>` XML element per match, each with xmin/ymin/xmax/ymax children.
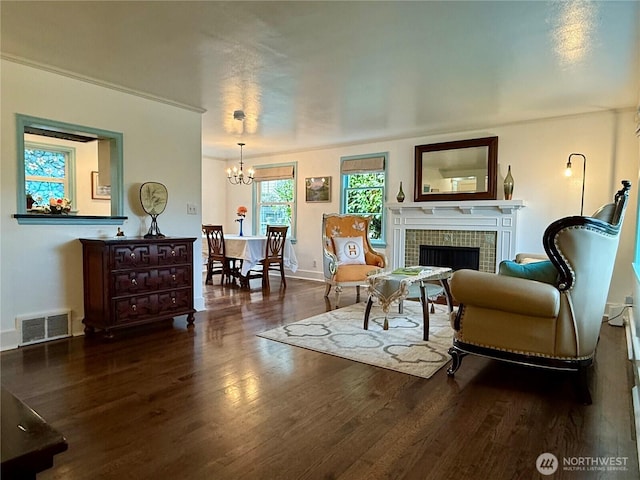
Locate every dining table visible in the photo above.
<box><xmin>224</xmin><ymin>234</ymin><xmax>298</xmax><ymax>277</ymax></box>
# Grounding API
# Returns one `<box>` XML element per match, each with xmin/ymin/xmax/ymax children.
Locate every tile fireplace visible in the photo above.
<box><xmin>387</xmin><ymin>200</ymin><xmax>525</xmax><ymax>273</ymax></box>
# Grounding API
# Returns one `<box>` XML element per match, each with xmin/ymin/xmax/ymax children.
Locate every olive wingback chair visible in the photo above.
<box><xmin>447</xmin><ymin>180</ymin><xmax>631</xmax><ymax>404</ymax></box>
<box><xmin>322</xmin><ymin>213</ymin><xmax>387</xmax><ymax>306</ymax></box>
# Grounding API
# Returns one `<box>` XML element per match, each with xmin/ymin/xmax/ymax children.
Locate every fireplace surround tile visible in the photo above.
<box><xmin>405</xmin><ymin>229</ymin><xmax>496</xmax><ymax>273</ymax></box>
<box><xmin>388</xmin><ymin>200</ymin><xmax>525</xmax><ymax>273</ymax></box>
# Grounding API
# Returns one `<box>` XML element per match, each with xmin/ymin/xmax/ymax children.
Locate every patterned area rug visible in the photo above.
<box><xmin>257</xmin><ymin>301</ymin><xmax>454</xmax><ymax>379</ymax></box>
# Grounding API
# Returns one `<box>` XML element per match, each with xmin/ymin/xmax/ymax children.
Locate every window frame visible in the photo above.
<box><xmin>24</xmin><ymin>140</ymin><xmax>77</xmax><ymax>211</ymax></box>
<box><xmin>252</xmin><ymin>162</ymin><xmax>297</xmax><ymax>241</ymax></box>
<box><xmin>340</xmin><ymin>152</ymin><xmax>388</xmax><ymax>247</ymax></box>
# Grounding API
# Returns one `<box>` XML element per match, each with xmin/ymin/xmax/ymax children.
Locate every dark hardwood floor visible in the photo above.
<box><xmin>1</xmin><ymin>277</ymin><xmax>637</xmax><ymax>479</ymax></box>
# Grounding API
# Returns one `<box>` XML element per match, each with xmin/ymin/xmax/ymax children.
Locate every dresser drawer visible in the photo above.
<box><xmin>157</xmin><ymin>266</ymin><xmax>192</xmax><ymax>290</ymax></box>
<box><xmin>113</xmin><ymin>270</ymin><xmax>155</xmax><ymax>296</ymax></box>
<box><xmin>157</xmin><ymin>242</ymin><xmax>192</xmax><ymax>265</ymax></box>
<box><xmin>114</xmin><ymin>294</ymin><xmax>156</xmax><ymax>324</ymax></box>
<box><xmin>112</xmin><ymin>265</ymin><xmax>191</xmax><ymax>296</ymax></box>
<box><xmin>111</xmin><ymin>244</ymin><xmax>153</xmax><ymax>270</ymax></box>
<box><xmin>113</xmin><ymin>288</ymin><xmax>192</xmax><ymax>325</ymax></box>
<box><xmin>158</xmin><ymin>288</ymin><xmax>193</xmax><ymax>315</ymax></box>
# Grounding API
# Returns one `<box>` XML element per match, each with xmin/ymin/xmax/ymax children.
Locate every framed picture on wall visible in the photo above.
<box><xmin>305</xmin><ymin>177</ymin><xmax>331</xmax><ymax>202</ymax></box>
<box><xmin>91</xmin><ymin>171</ymin><xmax>111</xmax><ymax>200</ymax></box>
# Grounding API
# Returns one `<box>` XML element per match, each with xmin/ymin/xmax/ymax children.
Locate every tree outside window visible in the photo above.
<box><xmin>24</xmin><ymin>144</ymin><xmax>73</xmax><ymax>206</ymax></box>
<box><xmin>340</xmin><ymin>153</ymin><xmax>387</xmax><ymax>245</ymax></box>
<box><xmin>343</xmin><ymin>173</ymin><xmax>384</xmax><ymax>240</ymax></box>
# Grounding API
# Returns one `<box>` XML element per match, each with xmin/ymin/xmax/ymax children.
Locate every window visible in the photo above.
<box><xmin>253</xmin><ymin>163</ymin><xmax>296</xmax><ymax>238</ymax></box>
<box><xmin>340</xmin><ymin>153</ymin><xmax>387</xmax><ymax>245</ymax></box>
<box><xmin>15</xmin><ymin>114</ymin><xmax>125</xmax><ymax>225</ymax></box>
<box><xmin>25</xmin><ymin>142</ymin><xmax>76</xmax><ymax>208</ymax></box>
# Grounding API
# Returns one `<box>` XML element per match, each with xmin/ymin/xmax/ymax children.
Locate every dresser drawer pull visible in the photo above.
<box><xmin>131</xmin><ymin>304</ymin><xmax>137</xmax><ymax>311</ymax></box>
<box><xmin>171</xmin><ymin>250</ymin><xmax>176</xmax><ymax>256</ymax></box>
<box><xmin>172</xmin><ymin>297</ymin><xmax>176</xmax><ymax>304</ymax></box>
<box><xmin>131</xmin><ymin>278</ymin><xmax>138</xmax><ymax>286</ymax></box>
<box><xmin>172</xmin><ymin>274</ymin><xmax>176</xmax><ymax>281</ymax></box>
<box><xmin>130</xmin><ymin>253</ymin><xmax>136</xmax><ymax>259</ymax></box>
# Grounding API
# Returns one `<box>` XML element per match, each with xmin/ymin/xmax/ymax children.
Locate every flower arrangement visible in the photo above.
<box><xmin>236</xmin><ymin>205</ymin><xmax>247</xmax><ymax>236</ymax></box>
<box><xmin>46</xmin><ymin>197</ymin><xmax>72</xmax><ymax>214</ymax></box>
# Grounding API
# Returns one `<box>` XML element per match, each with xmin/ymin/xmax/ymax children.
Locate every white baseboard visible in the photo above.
<box><xmin>194</xmin><ymin>296</ymin><xmax>205</xmax><ymax>311</ymax></box>
<box><xmin>285</xmin><ymin>269</ymin><xmax>324</xmax><ymax>282</ymax></box>
<box><xmin>0</xmin><ymin>329</ymin><xmax>19</xmax><ymax>351</ymax></box>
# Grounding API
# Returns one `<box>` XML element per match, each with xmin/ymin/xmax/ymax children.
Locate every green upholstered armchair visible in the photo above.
<box><xmin>447</xmin><ymin>180</ymin><xmax>631</xmax><ymax>404</ymax></box>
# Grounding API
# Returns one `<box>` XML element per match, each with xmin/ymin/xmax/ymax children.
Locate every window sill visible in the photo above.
<box><xmin>14</xmin><ymin>213</ymin><xmax>128</xmax><ymax>225</ymax></box>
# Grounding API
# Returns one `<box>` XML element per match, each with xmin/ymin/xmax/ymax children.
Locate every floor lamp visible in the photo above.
<box><xmin>564</xmin><ymin>153</ymin><xmax>586</xmax><ymax>215</ymax></box>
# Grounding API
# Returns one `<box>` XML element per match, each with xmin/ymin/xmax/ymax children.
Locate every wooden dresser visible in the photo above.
<box><xmin>80</xmin><ymin>237</ymin><xmax>196</xmax><ymax>337</ymax></box>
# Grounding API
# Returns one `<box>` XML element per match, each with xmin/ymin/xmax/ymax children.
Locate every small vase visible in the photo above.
<box><xmin>503</xmin><ymin>165</ymin><xmax>514</xmax><ymax>200</ymax></box>
<box><xmin>238</xmin><ymin>218</ymin><xmax>244</xmax><ymax>236</ymax></box>
<box><xmin>396</xmin><ymin>182</ymin><xmax>406</xmax><ymax>203</ymax></box>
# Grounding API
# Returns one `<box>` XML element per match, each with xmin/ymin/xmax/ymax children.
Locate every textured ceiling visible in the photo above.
<box><xmin>2</xmin><ymin>1</ymin><xmax>639</xmax><ymax>159</ymax></box>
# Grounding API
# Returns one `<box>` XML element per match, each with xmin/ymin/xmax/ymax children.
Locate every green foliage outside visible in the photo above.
<box><xmin>344</xmin><ymin>173</ymin><xmax>384</xmax><ymax>239</ymax></box>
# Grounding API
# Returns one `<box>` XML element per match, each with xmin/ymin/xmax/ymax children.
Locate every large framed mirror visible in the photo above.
<box><xmin>15</xmin><ymin>114</ymin><xmax>125</xmax><ymax>224</ymax></box>
<box><xmin>414</xmin><ymin>136</ymin><xmax>498</xmax><ymax>202</ymax></box>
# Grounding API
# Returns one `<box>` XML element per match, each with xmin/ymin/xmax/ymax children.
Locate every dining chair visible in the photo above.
<box><xmin>247</xmin><ymin>225</ymin><xmax>289</xmax><ymax>290</ymax></box>
<box><xmin>202</xmin><ymin>224</ymin><xmax>234</xmax><ymax>285</ymax></box>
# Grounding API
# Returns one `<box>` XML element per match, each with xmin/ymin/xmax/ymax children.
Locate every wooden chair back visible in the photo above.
<box><xmin>264</xmin><ymin>225</ymin><xmax>288</xmax><ymax>261</ymax></box>
<box><xmin>203</xmin><ymin>225</ymin><xmax>225</xmax><ymax>260</ymax></box>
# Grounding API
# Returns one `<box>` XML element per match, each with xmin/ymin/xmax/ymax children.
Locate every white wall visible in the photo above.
<box><xmin>201</xmin><ymin>156</ymin><xmax>228</xmax><ymax>225</ymax></box>
<box><xmin>218</xmin><ymin>109</ymin><xmax>639</xmax><ymax>304</ymax></box>
<box><xmin>1</xmin><ymin>60</ymin><xmax>204</xmax><ymax>350</ymax></box>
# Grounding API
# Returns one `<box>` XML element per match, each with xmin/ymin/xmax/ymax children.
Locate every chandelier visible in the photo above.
<box><xmin>226</xmin><ymin>142</ymin><xmax>254</xmax><ymax>185</ymax></box>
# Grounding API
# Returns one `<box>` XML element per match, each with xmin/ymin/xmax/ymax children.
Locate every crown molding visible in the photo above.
<box><xmin>1</xmin><ymin>54</ymin><xmax>207</xmax><ymax>114</ymax></box>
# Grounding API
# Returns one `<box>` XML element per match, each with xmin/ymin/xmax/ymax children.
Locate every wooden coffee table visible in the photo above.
<box><xmin>364</xmin><ymin>266</ymin><xmax>453</xmax><ymax>341</ymax></box>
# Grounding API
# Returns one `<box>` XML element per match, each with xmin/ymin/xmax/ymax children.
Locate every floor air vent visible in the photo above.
<box><xmin>17</xmin><ymin>311</ymin><xmax>71</xmax><ymax>346</ymax></box>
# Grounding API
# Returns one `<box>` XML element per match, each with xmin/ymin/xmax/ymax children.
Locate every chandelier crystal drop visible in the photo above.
<box><xmin>226</xmin><ymin>142</ymin><xmax>254</xmax><ymax>185</ymax></box>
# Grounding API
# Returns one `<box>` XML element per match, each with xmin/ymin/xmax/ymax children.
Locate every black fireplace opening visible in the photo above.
<box><xmin>419</xmin><ymin>245</ymin><xmax>480</xmax><ymax>271</ymax></box>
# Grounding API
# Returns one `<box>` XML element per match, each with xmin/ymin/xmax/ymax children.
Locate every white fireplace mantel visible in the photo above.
<box><xmin>387</xmin><ymin>199</ymin><xmax>526</xmax><ymax>271</ymax></box>
<box><xmin>388</xmin><ymin>199</ymin><xmax>525</xmax><ymax>215</ymax></box>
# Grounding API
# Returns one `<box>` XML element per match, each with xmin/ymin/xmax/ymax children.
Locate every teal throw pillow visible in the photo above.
<box><xmin>498</xmin><ymin>260</ymin><xmax>558</xmax><ymax>285</ymax></box>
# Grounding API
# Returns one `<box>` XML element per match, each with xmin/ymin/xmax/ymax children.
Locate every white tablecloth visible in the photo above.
<box><xmin>225</xmin><ymin>235</ymin><xmax>298</xmax><ymax>276</ymax></box>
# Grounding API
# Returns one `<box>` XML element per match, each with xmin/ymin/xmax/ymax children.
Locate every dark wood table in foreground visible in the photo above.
<box><xmin>1</xmin><ymin>386</ymin><xmax>68</xmax><ymax>479</ymax></box>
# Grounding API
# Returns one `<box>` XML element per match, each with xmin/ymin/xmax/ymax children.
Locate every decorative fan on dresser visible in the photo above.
<box><xmin>140</xmin><ymin>182</ymin><xmax>168</xmax><ymax>238</ymax></box>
